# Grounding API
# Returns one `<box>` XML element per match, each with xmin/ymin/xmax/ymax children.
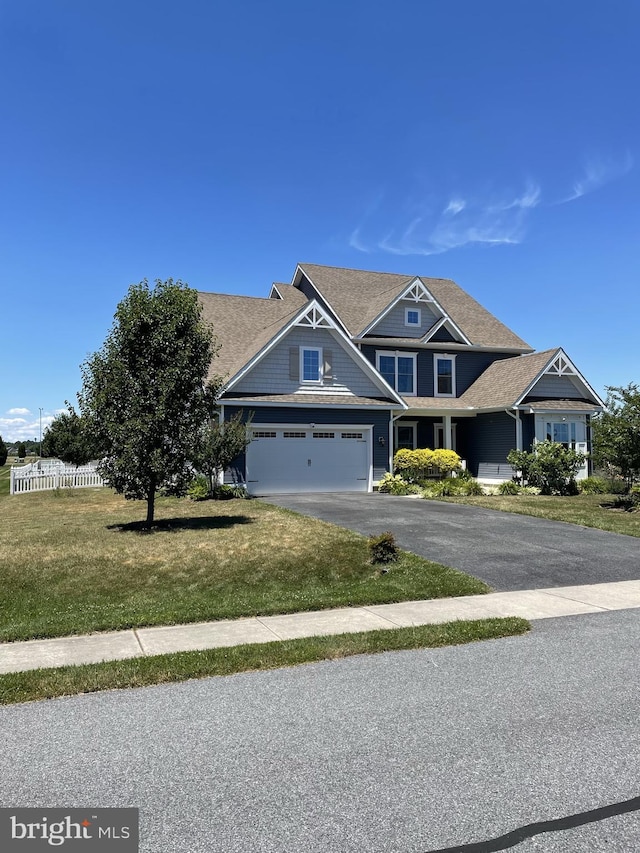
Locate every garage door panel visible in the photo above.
<box><xmin>246</xmin><ymin>428</ymin><xmax>371</xmax><ymax>495</ymax></box>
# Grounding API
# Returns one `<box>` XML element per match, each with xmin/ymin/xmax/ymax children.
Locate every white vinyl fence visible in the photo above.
<box><xmin>10</xmin><ymin>460</ymin><xmax>105</xmax><ymax>495</ymax></box>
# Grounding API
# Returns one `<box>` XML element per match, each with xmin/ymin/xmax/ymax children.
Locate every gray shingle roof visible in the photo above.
<box><xmin>522</xmin><ymin>399</ymin><xmax>602</xmax><ymax>412</ymax></box>
<box><xmin>297</xmin><ymin>263</ymin><xmax>532</xmax><ymax>350</ymax></box>
<box><xmin>221</xmin><ymin>393</ymin><xmax>397</xmax><ymax>407</ymax></box>
<box><xmin>458</xmin><ymin>349</ymin><xmax>558</xmax><ymax>409</ymax></box>
<box><xmin>198</xmin><ymin>289</ymin><xmax>307</xmax><ymax>383</ymax></box>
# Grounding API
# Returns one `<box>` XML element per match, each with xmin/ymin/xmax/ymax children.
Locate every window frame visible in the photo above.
<box><xmin>376</xmin><ymin>350</ymin><xmax>417</xmax><ymax>397</ymax></box>
<box><xmin>404</xmin><ymin>307</ymin><xmax>421</xmax><ymax>328</ymax></box>
<box><xmin>433</xmin><ymin>353</ymin><xmax>456</xmax><ymax>398</ymax></box>
<box><xmin>394</xmin><ymin>421</ymin><xmax>417</xmax><ymax>451</ymax></box>
<box><xmin>300</xmin><ymin>346</ymin><xmax>323</xmax><ymax>384</ymax></box>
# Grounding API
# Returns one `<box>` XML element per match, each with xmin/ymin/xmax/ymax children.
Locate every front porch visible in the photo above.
<box><xmin>393</xmin><ymin>407</ymin><xmax>595</xmax><ymax>482</ymax></box>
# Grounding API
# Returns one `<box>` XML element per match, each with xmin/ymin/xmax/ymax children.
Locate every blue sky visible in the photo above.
<box><xmin>1</xmin><ymin>0</ymin><xmax>638</xmax><ymax>441</ymax></box>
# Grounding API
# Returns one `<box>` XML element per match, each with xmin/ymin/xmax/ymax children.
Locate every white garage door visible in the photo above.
<box><xmin>246</xmin><ymin>426</ymin><xmax>371</xmax><ymax>494</ymax></box>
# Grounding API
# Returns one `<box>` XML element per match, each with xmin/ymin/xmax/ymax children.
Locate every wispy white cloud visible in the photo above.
<box><xmin>559</xmin><ymin>151</ymin><xmax>633</xmax><ymax>203</ymax></box>
<box><xmin>348</xmin><ymin>227</ymin><xmax>371</xmax><ymax>253</ymax></box>
<box><xmin>7</xmin><ymin>407</ymin><xmax>31</xmax><ymax>415</ymax></box>
<box><xmin>443</xmin><ymin>198</ymin><xmax>466</xmax><ymax>216</ymax></box>
<box><xmin>357</xmin><ymin>182</ymin><xmax>541</xmax><ymax>257</ymax></box>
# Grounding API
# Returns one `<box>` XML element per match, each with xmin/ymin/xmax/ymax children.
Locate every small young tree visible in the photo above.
<box><xmin>18</xmin><ymin>442</ymin><xmax>26</xmax><ymax>460</ymax></box>
<box><xmin>508</xmin><ymin>441</ymin><xmax>586</xmax><ymax>495</ymax></box>
<box><xmin>0</xmin><ymin>435</ymin><xmax>7</xmax><ymax>466</ymax></box>
<box><xmin>41</xmin><ymin>405</ymin><xmax>96</xmax><ymax>465</ymax></box>
<box><xmin>79</xmin><ymin>279</ymin><xmax>222</xmax><ymax>527</ymax></box>
<box><xmin>592</xmin><ymin>383</ymin><xmax>640</xmax><ymax>488</ymax></box>
<box><xmin>192</xmin><ymin>411</ymin><xmax>253</xmax><ymax>494</ymax></box>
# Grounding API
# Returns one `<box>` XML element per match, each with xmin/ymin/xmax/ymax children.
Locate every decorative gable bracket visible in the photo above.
<box><xmin>545</xmin><ymin>353</ymin><xmax>577</xmax><ymax>377</ymax></box>
<box><xmin>403</xmin><ymin>278</ymin><xmax>437</xmax><ymax>304</ymax></box>
<box><xmin>295</xmin><ymin>305</ymin><xmax>334</xmax><ymax>329</ymax></box>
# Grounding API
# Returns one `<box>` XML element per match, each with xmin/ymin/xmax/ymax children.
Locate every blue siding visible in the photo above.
<box><xmin>521</xmin><ymin>414</ymin><xmax>536</xmax><ymax>452</ymax></box>
<box><xmin>361</xmin><ymin>345</ymin><xmax>513</xmax><ymax>397</ymax></box>
<box><xmin>223</xmin><ymin>405</ymin><xmax>393</xmax><ymax>484</ymax></box>
<box><xmin>465</xmin><ymin>412</ymin><xmax>517</xmax><ymax>476</ymax></box>
<box><xmin>430</xmin><ymin>326</ymin><xmax>457</xmax><ymax>342</ymax></box>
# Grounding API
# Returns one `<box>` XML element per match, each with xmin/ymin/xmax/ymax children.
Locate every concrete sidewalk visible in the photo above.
<box><xmin>2</xmin><ymin>579</ymin><xmax>640</xmax><ymax>675</ymax></box>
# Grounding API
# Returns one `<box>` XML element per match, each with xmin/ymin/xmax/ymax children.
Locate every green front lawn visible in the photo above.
<box><xmin>434</xmin><ymin>493</ymin><xmax>640</xmax><ymax>537</ymax></box>
<box><xmin>0</xmin><ymin>488</ymin><xmax>490</xmax><ymax>643</ymax></box>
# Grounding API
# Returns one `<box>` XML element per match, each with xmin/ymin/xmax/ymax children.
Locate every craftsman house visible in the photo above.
<box><xmin>199</xmin><ymin>263</ymin><xmax>604</xmax><ymax>495</ymax></box>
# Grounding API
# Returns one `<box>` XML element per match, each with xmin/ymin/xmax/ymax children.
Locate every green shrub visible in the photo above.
<box><xmin>460</xmin><ymin>478</ymin><xmax>484</xmax><ymax>496</ymax></box>
<box><xmin>211</xmin><ymin>484</ymin><xmax>248</xmax><ymax>500</ymax></box>
<box><xmin>579</xmin><ymin>476</ymin><xmax>609</xmax><ymax>494</ymax></box>
<box><xmin>422</xmin><ymin>479</ymin><xmax>464</xmax><ymax>497</ymax></box>
<box><xmin>393</xmin><ymin>448</ymin><xmax>435</xmax><ymax>482</ymax></box>
<box><xmin>378</xmin><ymin>473</ymin><xmax>411</xmax><ymax>494</ymax></box>
<box><xmin>187</xmin><ymin>474</ymin><xmax>209</xmax><ymax>501</ymax></box>
<box><xmin>607</xmin><ymin>478</ymin><xmax>629</xmax><ymax>494</ymax></box>
<box><xmin>431</xmin><ymin>449</ymin><xmax>463</xmax><ymax>476</ymax></box>
<box><xmin>368</xmin><ymin>531</ymin><xmax>399</xmax><ymax>564</ymax></box>
<box><xmin>507</xmin><ymin>441</ymin><xmax>586</xmax><ymax>496</ymax></box>
<box><xmin>498</xmin><ymin>480</ymin><xmax>520</xmax><ymax>495</ymax></box>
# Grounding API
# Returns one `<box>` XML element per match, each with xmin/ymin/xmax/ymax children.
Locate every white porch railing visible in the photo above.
<box><xmin>10</xmin><ymin>461</ymin><xmax>105</xmax><ymax>495</ymax></box>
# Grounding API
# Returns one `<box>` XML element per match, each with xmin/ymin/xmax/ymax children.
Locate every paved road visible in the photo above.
<box><xmin>1</xmin><ymin>610</ymin><xmax>639</xmax><ymax>852</ymax></box>
<box><xmin>265</xmin><ymin>493</ymin><xmax>640</xmax><ymax>590</ymax></box>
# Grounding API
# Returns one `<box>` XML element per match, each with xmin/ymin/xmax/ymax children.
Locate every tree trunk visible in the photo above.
<box><xmin>145</xmin><ymin>479</ymin><xmax>156</xmax><ymax>528</ymax></box>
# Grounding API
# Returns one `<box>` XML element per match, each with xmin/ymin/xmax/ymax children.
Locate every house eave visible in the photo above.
<box><xmin>354</xmin><ymin>337</ymin><xmax>534</xmax><ymax>354</ymax></box>
<box><xmin>222</xmin><ymin>397</ymin><xmax>405</xmax><ymax>410</ymax></box>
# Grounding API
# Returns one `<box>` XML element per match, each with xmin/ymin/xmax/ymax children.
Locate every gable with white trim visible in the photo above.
<box><xmin>363</xmin><ymin>277</ymin><xmax>469</xmax><ymax>344</ymax></box>
<box><xmin>231</xmin><ymin>326</ymin><xmax>390</xmax><ymax>398</ymax></box>
<box><xmin>519</xmin><ymin>351</ymin><xmax>602</xmax><ymax>404</ymax></box>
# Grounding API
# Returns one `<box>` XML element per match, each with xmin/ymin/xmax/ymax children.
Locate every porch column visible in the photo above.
<box><xmin>443</xmin><ymin>415</ymin><xmax>453</xmax><ymax>450</ymax></box>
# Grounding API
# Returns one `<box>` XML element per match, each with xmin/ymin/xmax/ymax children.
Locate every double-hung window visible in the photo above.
<box><xmin>376</xmin><ymin>351</ymin><xmax>416</xmax><ymax>396</ymax></box>
<box><xmin>300</xmin><ymin>347</ymin><xmax>322</xmax><ymax>383</ymax></box>
<box><xmin>434</xmin><ymin>354</ymin><xmax>456</xmax><ymax>397</ymax></box>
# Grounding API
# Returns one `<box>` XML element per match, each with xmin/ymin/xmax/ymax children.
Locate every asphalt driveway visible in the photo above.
<box><xmin>265</xmin><ymin>493</ymin><xmax>640</xmax><ymax>591</ymax></box>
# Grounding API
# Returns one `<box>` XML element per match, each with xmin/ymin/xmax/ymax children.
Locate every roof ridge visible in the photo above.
<box><xmin>299</xmin><ymin>262</ymin><xmax>414</xmax><ymax>280</ymax></box>
<box><xmin>198</xmin><ymin>291</ymin><xmax>278</xmax><ymax>304</ymax></box>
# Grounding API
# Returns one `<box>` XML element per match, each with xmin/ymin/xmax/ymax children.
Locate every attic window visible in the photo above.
<box><xmin>405</xmin><ymin>308</ymin><xmax>421</xmax><ymax>327</ymax></box>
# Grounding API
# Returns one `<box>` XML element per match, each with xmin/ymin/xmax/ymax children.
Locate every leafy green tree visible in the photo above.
<box><xmin>17</xmin><ymin>442</ymin><xmax>26</xmax><ymax>460</ymax></box>
<box><xmin>507</xmin><ymin>440</ymin><xmax>586</xmax><ymax>495</ymax></box>
<box><xmin>592</xmin><ymin>383</ymin><xmax>640</xmax><ymax>487</ymax></box>
<box><xmin>79</xmin><ymin>279</ymin><xmax>221</xmax><ymax>527</ymax></box>
<box><xmin>41</xmin><ymin>405</ymin><xmax>96</xmax><ymax>465</ymax></box>
<box><xmin>193</xmin><ymin>411</ymin><xmax>253</xmax><ymax>494</ymax></box>
<box><xmin>0</xmin><ymin>435</ymin><xmax>7</xmax><ymax>466</ymax></box>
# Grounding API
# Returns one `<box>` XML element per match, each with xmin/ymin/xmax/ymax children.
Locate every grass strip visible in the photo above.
<box><xmin>0</xmin><ymin>617</ymin><xmax>529</xmax><ymax>705</ymax></box>
<box><xmin>436</xmin><ymin>493</ymin><xmax>640</xmax><ymax>538</ymax></box>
